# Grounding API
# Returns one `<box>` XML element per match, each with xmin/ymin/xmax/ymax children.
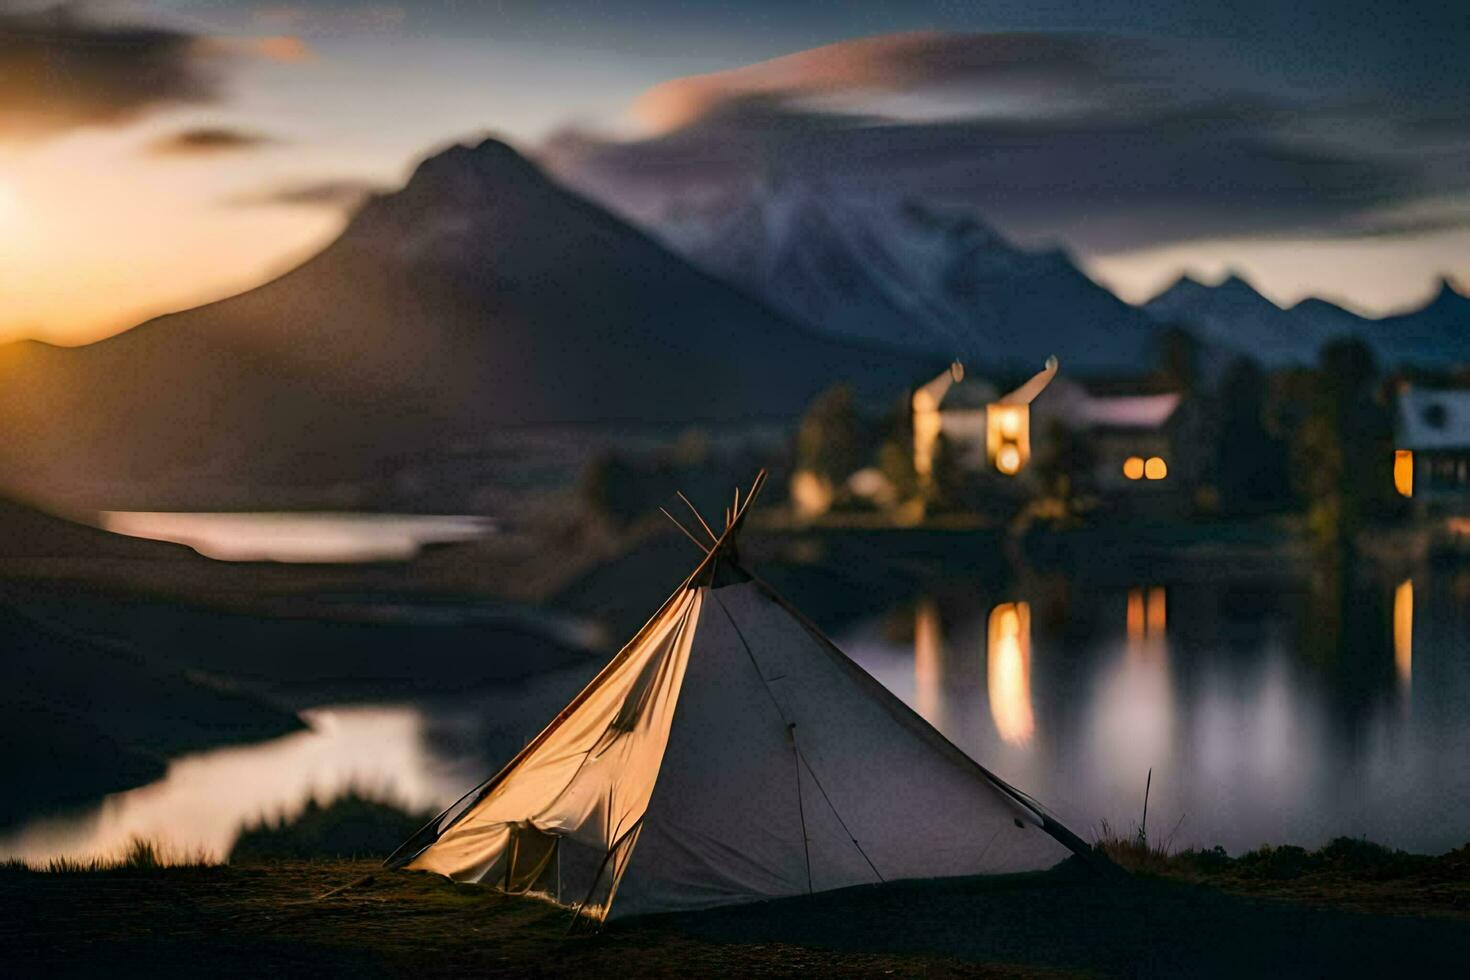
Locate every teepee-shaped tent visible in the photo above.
<box><xmin>387</xmin><ymin>473</ymin><xmax>1095</xmax><ymax>922</ymax></box>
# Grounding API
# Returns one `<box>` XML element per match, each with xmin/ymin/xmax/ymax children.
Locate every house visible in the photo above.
<box><xmin>1395</xmin><ymin>387</ymin><xmax>1470</xmax><ymax>510</ymax></box>
<box><xmin>1075</xmin><ymin>391</ymin><xmax>1186</xmax><ymax>492</ymax></box>
<box><xmin>911</xmin><ymin>358</ymin><xmax>1058</xmax><ymax>491</ymax></box>
<box><xmin>907</xmin><ymin>359</ymin><xmax>1203</xmax><ymax>516</ymax></box>
<box><xmin>1034</xmin><ymin>376</ymin><xmax>1205</xmax><ymax>517</ymax></box>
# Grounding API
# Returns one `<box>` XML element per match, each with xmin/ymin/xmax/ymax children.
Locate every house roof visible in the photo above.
<box><xmin>1397</xmin><ymin>388</ymin><xmax>1470</xmax><ymax>450</ymax></box>
<box><xmin>1077</xmin><ymin>392</ymin><xmax>1181</xmax><ymax>430</ymax></box>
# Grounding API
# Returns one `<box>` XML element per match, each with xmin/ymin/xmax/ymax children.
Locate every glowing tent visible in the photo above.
<box><xmin>386</xmin><ymin>473</ymin><xmax>1094</xmax><ymax>922</ymax></box>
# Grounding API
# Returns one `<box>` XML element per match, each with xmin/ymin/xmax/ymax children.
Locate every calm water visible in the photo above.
<box><xmin>4</xmin><ymin>569</ymin><xmax>1468</xmax><ymax>864</ymax></box>
<box><xmin>98</xmin><ymin>512</ymin><xmax>494</xmax><ymax>562</ymax></box>
<box><xmin>839</xmin><ymin>571</ymin><xmax>1470</xmax><ymax>855</ymax></box>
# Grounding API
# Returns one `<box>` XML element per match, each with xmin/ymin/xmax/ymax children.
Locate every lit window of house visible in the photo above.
<box><xmin>1395</xmin><ymin>388</ymin><xmax>1470</xmax><ymax>507</ymax></box>
<box><xmin>1394</xmin><ymin>449</ymin><xmax>1414</xmax><ymax>497</ymax></box>
<box><xmin>1144</xmin><ymin>456</ymin><xmax>1168</xmax><ymax>480</ymax></box>
<box><xmin>986</xmin><ymin>404</ymin><xmax>1030</xmax><ymax>476</ymax></box>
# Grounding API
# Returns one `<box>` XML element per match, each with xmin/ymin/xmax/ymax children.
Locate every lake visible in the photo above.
<box><xmin>3</xmin><ymin>564</ymin><xmax>1468</xmax><ymax>864</ymax></box>
<box><xmin>97</xmin><ymin>512</ymin><xmax>495</xmax><ymax>563</ymax></box>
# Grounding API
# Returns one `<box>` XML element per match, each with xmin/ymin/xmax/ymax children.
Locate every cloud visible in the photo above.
<box><xmin>634</xmin><ymin>32</ymin><xmax>1139</xmax><ymax>133</ymax></box>
<box><xmin>0</xmin><ymin>3</ymin><xmax>312</xmax><ymax>140</ymax></box>
<box><xmin>147</xmin><ymin>126</ymin><xmax>281</xmax><ymax>156</ymax></box>
<box><xmin>251</xmin><ymin>5</ymin><xmax>407</xmax><ymax>37</ymax></box>
<box><xmin>546</xmin><ymin>32</ymin><xmax>1470</xmax><ymax>255</ymax></box>
<box><xmin>227</xmin><ymin>177</ymin><xmax>383</xmax><ymax>210</ymax></box>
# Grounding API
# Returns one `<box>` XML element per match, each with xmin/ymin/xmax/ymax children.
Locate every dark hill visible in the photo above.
<box><xmin>0</xmin><ymin>138</ymin><xmax>941</xmax><ymax>510</ymax></box>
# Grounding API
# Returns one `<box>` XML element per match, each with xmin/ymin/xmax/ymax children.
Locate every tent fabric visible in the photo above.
<box><xmin>406</xmin><ymin>587</ymin><xmax>702</xmax><ymax>919</ymax></box>
<box><xmin>398</xmin><ymin>559</ymin><xmax>1085</xmax><ymax>922</ymax></box>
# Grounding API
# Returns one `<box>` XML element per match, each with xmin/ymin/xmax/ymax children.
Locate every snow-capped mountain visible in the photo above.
<box><xmin>1143</xmin><ymin>273</ymin><xmax>1470</xmax><ymax>368</ymax></box>
<box><xmin>654</xmin><ymin>184</ymin><xmax>1162</xmax><ymax>375</ymax></box>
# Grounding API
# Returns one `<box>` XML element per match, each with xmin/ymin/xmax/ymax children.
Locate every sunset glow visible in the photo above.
<box><xmin>0</xmin><ymin>3</ymin><xmax>1462</xmax><ymax>345</ymax></box>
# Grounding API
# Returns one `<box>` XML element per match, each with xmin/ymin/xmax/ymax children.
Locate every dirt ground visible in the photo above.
<box><xmin>4</xmin><ymin>857</ymin><xmax>1469</xmax><ymax>978</ymax></box>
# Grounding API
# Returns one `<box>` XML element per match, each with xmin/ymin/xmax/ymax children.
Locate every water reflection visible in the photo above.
<box><xmin>98</xmin><ymin>512</ymin><xmax>494</xmax><ymax>563</ymax></box>
<box><xmin>1394</xmin><ymin>578</ymin><xmax>1413</xmax><ymax>690</ymax></box>
<box><xmin>839</xmin><ymin>570</ymin><xmax>1470</xmax><ymax>854</ymax></box>
<box><xmin>914</xmin><ymin>599</ymin><xmax>945</xmax><ymax>729</ymax></box>
<box><xmin>986</xmin><ymin>602</ymin><xmax>1034</xmax><ymax>745</ymax></box>
<box><xmin>1090</xmin><ymin>586</ymin><xmax>1174</xmax><ymax>804</ymax></box>
<box><xmin>5</xmin><ymin>569</ymin><xmax>1466</xmax><ymax>863</ymax></box>
<box><xmin>0</xmin><ymin>706</ymin><xmax>481</xmax><ymax>866</ymax></box>
<box><xmin>1126</xmin><ymin>586</ymin><xmax>1167</xmax><ymax>658</ymax></box>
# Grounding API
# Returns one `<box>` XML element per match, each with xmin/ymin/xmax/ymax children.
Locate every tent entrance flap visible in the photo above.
<box><xmin>402</xmin><ymin>586</ymin><xmax>703</xmax><ymax>914</ymax></box>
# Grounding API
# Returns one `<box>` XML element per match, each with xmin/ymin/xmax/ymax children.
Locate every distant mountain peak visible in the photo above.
<box><xmin>1430</xmin><ymin>275</ymin><xmax>1468</xmax><ymax>307</ymax></box>
<box><xmin>400</xmin><ymin>136</ymin><xmax>544</xmax><ymax>201</ymax></box>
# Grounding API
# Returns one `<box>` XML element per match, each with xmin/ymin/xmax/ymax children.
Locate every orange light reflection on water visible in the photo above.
<box><xmin>987</xmin><ymin>602</ymin><xmax>1035</xmax><ymax>745</ymax></box>
<box><xmin>914</xmin><ymin>599</ymin><xmax>944</xmax><ymax>728</ymax></box>
<box><xmin>1394</xmin><ymin>578</ymin><xmax>1413</xmax><ymax>689</ymax></box>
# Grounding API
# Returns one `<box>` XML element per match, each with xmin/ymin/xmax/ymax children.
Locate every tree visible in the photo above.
<box><xmin>1156</xmin><ymin>324</ymin><xmax>1201</xmax><ymax>394</ymax></box>
<box><xmin>794</xmin><ymin>385</ymin><xmax>868</xmax><ymax>485</ymax></box>
<box><xmin>1290</xmin><ymin>338</ymin><xmax>1395</xmax><ymax>550</ymax></box>
<box><xmin>1214</xmin><ymin>356</ymin><xmax>1290</xmax><ymax>514</ymax></box>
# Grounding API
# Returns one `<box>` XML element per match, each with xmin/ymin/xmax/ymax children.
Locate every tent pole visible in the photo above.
<box><xmin>659</xmin><ymin>508</ymin><xmax>711</xmax><ymax>554</ymax></box>
<box><xmin>676</xmin><ymin>491</ymin><xmax>720</xmax><ymax>544</ymax></box>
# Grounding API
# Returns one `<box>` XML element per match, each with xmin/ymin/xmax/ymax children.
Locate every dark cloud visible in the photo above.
<box><xmin>227</xmin><ymin>177</ymin><xmax>384</xmax><ymax>210</ymax></box>
<box><xmin>147</xmin><ymin>126</ymin><xmax>281</xmax><ymax>156</ymax></box>
<box><xmin>0</xmin><ymin>3</ymin><xmax>308</xmax><ymax>140</ymax></box>
<box><xmin>544</xmin><ymin>32</ymin><xmax>1470</xmax><ymax>255</ymax></box>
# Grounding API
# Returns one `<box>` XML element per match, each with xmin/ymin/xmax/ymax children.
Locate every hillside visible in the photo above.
<box><xmin>0</xmin><ymin>139</ymin><xmax>941</xmax><ymax>511</ymax></box>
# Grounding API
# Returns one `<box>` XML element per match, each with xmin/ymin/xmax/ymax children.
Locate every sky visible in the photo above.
<box><xmin>1</xmin><ymin>0</ymin><xmax>1467</xmax><ymax>344</ymax></box>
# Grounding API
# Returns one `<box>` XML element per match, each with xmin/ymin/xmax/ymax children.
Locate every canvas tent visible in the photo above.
<box><xmin>387</xmin><ymin>474</ymin><xmax>1095</xmax><ymax>922</ymax></box>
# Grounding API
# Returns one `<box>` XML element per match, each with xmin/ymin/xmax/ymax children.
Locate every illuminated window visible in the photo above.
<box><xmin>986</xmin><ymin>404</ymin><xmax>1030</xmax><ymax>477</ymax></box>
<box><xmin>999</xmin><ymin>408</ymin><xmax>1022</xmax><ymax>439</ymax></box>
<box><xmin>996</xmin><ymin>444</ymin><xmax>1022</xmax><ymax>475</ymax></box>
<box><xmin>1394</xmin><ymin>449</ymin><xmax>1414</xmax><ymax>497</ymax></box>
<box><xmin>1144</xmin><ymin>457</ymin><xmax>1168</xmax><ymax>480</ymax></box>
<box><xmin>1123</xmin><ymin>456</ymin><xmax>1145</xmax><ymax>480</ymax></box>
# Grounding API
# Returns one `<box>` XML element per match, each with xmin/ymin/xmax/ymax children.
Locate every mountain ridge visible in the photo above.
<box><xmin>0</xmin><ymin>137</ymin><xmax>944</xmax><ymax>511</ymax></box>
<box><xmin>1142</xmin><ymin>272</ymin><xmax>1469</xmax><ymax>367</ymax></box>
<box><xmin>652</xmin><ymin>182</ymin><xmax>1163</xmax><ymax>375</ymax></box>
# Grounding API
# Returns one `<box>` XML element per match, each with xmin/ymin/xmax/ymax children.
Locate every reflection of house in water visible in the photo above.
<box><xmin>1126</xmin><ymin>586</ymin><xmax>1167</xmax><ymax>660</ymax></box>
<box><xmin>1394</xmin><ymin>578</ymin><xmax>1413</xmax><ymax>690</ymax></box>
<box><xmin>913</xmin><ymin>599</ymin><xmax>945</xmax><ymax>728</ymax></box>
<box><xmin>1394</xmin><ymin>388</ymin><xmax>1470</xmax><ymax>512</ymax></box>
<box><xmin>909</xmin><ymin>598</ymin><xmax>1035</xmax><ymax>748</ymax></box>
<box><xmin>987</xmin><ymin>602</ymin><xmax>1035</xmax><ymax>745</ymax></box>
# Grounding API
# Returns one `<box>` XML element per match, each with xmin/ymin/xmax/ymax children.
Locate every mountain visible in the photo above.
<box><xmin>1143</xmin><ymin>274</ymin><xmax>1358</xmax><ymax>367</ymax></box>
<box><xmin>1143</xmin><ymin>273</ymin><xmax>1470</xmax><ymax>369</ymax></box>
<box><xmin>1368</xmin><ymin>278</ymin><xmax>1470</xmax><ymax>367</ymax></box>
<box><xmin>0</xmin><ymin>139</ymin><xmax>943</xmax><ymax>511</ymax></box>
<box><xmin>653</xmin><ymin>186</ymin><xmax>1162</xmax><ymax>375</ymax></box>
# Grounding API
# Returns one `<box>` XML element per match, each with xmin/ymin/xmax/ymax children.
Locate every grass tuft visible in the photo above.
<box><xmin>2</xmin><ymin>837</ymin><xmax>212</xmax><ymax>874</ymax></box>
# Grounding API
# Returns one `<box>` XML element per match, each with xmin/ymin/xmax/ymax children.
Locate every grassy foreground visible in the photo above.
<box><xmin>3</xmin><ymin>845</ymin><xmax>1469</xmax><ymax>979</ymax></box>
